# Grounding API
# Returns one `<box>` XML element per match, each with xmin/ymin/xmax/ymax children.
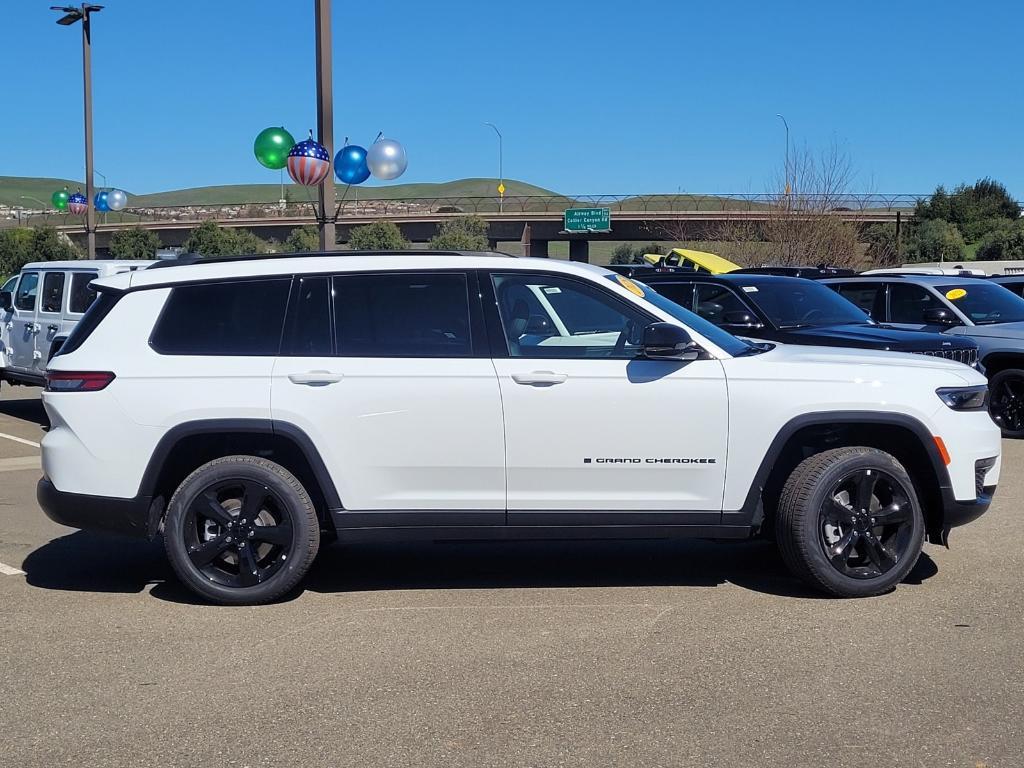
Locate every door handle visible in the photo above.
<box><xmin>48</xmin><ymin>324</ymin><xmax>59</xmax><ymax>332</ymax></box>
<box><xmin>288</xmin><ymin>371</ymin><xmax>343</xmax><ymax>386</ymax></box>
<box><xmin>23</xmin><ymin>322</ymin><xmax>37</xmax><ymax>333</ymax></box>
<box><xmin>511</xmin><ymin>371</ymin><xmax>568</xmax><ymax>386</ymax></box>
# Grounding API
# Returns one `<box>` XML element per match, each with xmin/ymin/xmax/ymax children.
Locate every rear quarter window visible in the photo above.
<box><xmin>150</xmin><ymin>279</ymin><xmax>291</xmax><ymax>356</ymax></box>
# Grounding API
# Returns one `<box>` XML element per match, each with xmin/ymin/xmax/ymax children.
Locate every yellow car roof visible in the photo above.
<box><xmin>641</xmin><ymin>249</ymin><xmax>740</xmax><ymax>274</ymax></box>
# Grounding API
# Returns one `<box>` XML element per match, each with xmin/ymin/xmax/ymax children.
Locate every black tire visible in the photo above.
<box><xmin>988</xmin><ymin>368</ymin><xmax>1024</xmax><ymax>438</ymax></box>
<box><xmin>776</xmin><ymin>447</ymin><xmax>924</xmax><ymax>598</ymax></box>
<box><xmin>164</xmin><ymin>455</ymin><xmax>320</xmax><ymax>605</ymax></box>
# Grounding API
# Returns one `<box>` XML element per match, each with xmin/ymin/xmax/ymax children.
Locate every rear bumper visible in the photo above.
<box><xmin>37</xmin><ymin>477</ymin><xmax>155</xmax><ymax>538</ymax></box>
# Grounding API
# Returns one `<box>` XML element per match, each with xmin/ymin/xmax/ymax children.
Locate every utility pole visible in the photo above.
<box><xmin>314</xmin><ymin>0</ymin><xmax>335</xmax><ymax>250</ymax></box>
<box><xmin>776</xmin><ymin>113</ymin><xmax>790</xmax><ymax>199</ymax></box>
<box><xmin>53</xmin><ymin>4</ymin><xmax>103</xmax><ymax>259</ymax></box>
<box><xmin>484</xmin><ymin>123</ymin><xmax>503</xmax><ymax>213</ymax></box>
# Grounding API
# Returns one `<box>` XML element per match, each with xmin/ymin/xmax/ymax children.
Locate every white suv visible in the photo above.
<box><xmin>37</xmin><ymin>251</ymin><xmax>1001</xmax><ymax>604</ymax></box>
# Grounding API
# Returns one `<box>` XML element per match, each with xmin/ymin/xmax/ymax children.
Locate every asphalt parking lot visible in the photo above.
<box><xmin>0</xmin><ymin>385</ymin><xmax>1021</xmax><ymax>767</ymax></box>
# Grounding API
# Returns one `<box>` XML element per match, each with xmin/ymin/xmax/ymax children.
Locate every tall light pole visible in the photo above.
<box><xmin>484</xmin><ymin>122</ymin><xmax>503</xmax><ymax>213</ymax></box>
<box><xmin>52</xmin><ymin>4</ymin><xmax>103</xmax><ymax>260</ymax></box>
<box><xmin>776</xmin><ymin>113</ymin><xmax>790</xmax><ymax>198</ymax></box>
<box><xmin>314</xmin><ymin>0</ymin><xmax>335</xmax><ymax>250</ymax></box>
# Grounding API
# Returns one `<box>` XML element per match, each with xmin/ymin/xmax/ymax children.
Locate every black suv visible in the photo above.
<box><xmin>638</xmin><ymin>273</ymin><xmax>979</xmax><ymax>363</ymax></box>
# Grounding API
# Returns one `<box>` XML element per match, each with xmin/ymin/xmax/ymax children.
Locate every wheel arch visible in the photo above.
<box><xmin>139</xmin><ymin>419</ymin><xmax>342</xmax><ymax>533</ymax></box>
<box><xmin>742</xmin><ymin>412</ymin><xmax>950</xmax><ymax>542</ymax></box>
<box><xmin>980</xmin><ymin>350</ymin><xmax>1024</xmax><ymax>378</ymax></box>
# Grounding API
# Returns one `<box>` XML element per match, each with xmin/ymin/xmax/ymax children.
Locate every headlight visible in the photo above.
<box><xmin>936</xmin><ymin>385</ymin><xmax>988</xmax><ymax>411</ymax></box>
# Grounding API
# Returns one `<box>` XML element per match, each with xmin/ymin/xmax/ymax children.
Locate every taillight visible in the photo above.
<box><xmin>45</xmin><ymin>371</ymin><xmax>116</xmax><ymax>392</ymax></box>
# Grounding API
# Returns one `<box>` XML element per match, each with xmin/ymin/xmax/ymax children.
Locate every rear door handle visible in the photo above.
<box><xmin>47</xmin><ymin>324</ymin><xmax>59</xmax><ymax>332</ymax></box>
<box><xmin>288</xmin><ymin>371</ymin><xmax>343</xmax><ymax>386</ymax></box>
<box><xmin>511</xmin><ymin>371</ymin><xmax>568</xmax><ymax>386</ymax></box>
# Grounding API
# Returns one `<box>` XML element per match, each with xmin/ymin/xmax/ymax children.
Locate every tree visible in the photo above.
<box><xmin>429</xmin><ymin>216</ymin><xmax>490</xmax><ymax>250</ymax></box>
<box><xmin>348</xmin><ymin>221</ymin><xmax>409</xmax><ymax>250</ymax></box>
<box><xmin>904</xmin><ymin>219</ymin><xmax>966</xmax><ymax>263</ymax></box>
<box><xmin>283</xmin><ymin>225</ymin><xmax>320</xmax><ymax>252</ymax></box>
<box><xmin>109</xmin><ymin>227</ymin><xmax>162</xmax><ymax>259</ymax></box>
<box><xmin>182</xmin><ymin>220</ymin><xmax>267</xmax><ymax>257</ymax></box>
<box><xmin>915</xmin><ymin>178</ymin><xmax>1021</xmax><ymax>243</ymax></box>
<box><xmin>611</xmin><ymin>243</ymin><xmax>642</xmax><ymax>265</ymax></box>
<box><xmin>861</xmin><ymin>224</ymin><xmax>901</xmax><ymax>267</ymax></box>
<box><xmin>0</xmin><ymin>226</ymin><xmax>82</xmax><ymax>277</ymax></box>
<box><xmin>976</xmin><ymin>218</ymin><xmax>1024</xmax><ymax>260</ymax></box>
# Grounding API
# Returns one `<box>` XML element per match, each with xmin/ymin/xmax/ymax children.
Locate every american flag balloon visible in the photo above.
<box><xmin>287</xmin><ymin>134</ymin><xmax>331</xmax><ymax>186</ymax></box>
<box><xmin>67</xmin><ymin>191</ymin><xmax>88</xmax><ymax>215</ymax></box>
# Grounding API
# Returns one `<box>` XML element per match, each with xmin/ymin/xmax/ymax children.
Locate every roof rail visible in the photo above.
<box><xmin>146</xmin><ymin>249</ymin><xmax>517</xmax><ymax>269</ymax></box>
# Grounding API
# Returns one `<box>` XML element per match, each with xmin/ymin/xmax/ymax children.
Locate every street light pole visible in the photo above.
<box><xmin>776</xmin><ymin>113</ymin><xmax>790</xmax><ymax>198</ymax></box>
<box><xmin>484</xmin><ymin>122</ymin><xmax>503</xmax><ymax>213</ymax></box>
<box><xmin>52</xmin><ymin>4</ymin><xmax>102</xmax><ymax>259</ymax></box>
<box><xmin>314</xmin><ymin>0</ymin><xmax>335</xmax><ymax>251</ymax></box>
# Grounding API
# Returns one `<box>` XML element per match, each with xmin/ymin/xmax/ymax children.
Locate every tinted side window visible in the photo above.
<box><xmin>69</xmin><ymin>272</ymin><xmax>99</xmax><ymax>313</ymax></box>
<box><xmin>649</xmin><ymin>282</ymin><xmax>695</xmax><ymax>312</ymax></box>
<box><xmin>151</xmin><ymin>279</ymin><xmax>291</xmax><ymax>356</ymax></box>
<box><xmin>833</xmin><ymin>282</ymin><xmax>882</xmax><ymax>318</ymax></box>
<box><xmin>15</xmin><ymin>272</ymin><xmax>38</xmax><ymax>311</ymax></box>
<box><xmin>283</xmin><ymin>276</ymin><xmax>332</xmax><ymax>356</ymax></box>
<box><xmin>694</xmin><ymin>283</ymin><xmax>749</xmax><ymax>324</ymax></box>
<box><xmin>889</xmin><ymin>283</ymin><xmax>942</xmax><ymax>323</ymax></box>
<box><xmin>333</xmin><ymin>273</ymin><xmax>472</xmax><ymax>357</ymax></box>
<box><xmin>41</xmin><ymin>272</ymin><xmax>66</xmax><ymax>313</ymax></box>
<box><xmin>492</xmin><ymin>273</ymin><xmax>649</xmax><ymax>359</ymax></box>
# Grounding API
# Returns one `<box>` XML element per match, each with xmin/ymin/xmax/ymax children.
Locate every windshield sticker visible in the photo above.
<box><xmin>541</xmin><ymin>286</ymin><xmax>562</xmax><ymax>294</ymax></box>
<box><xmin>616</xmin><ymin>275</ymin><xmax>646</xmax><ymax>297</ymax></box>
<box><xmin>741</xmin><ymin>286</ymin><xmax>758</xmax><ymax>293</ymax></box>
<box><xmin>946</xmin><ymin>288</ymin><xmax>968</xmax><ymax>300</ymax></box>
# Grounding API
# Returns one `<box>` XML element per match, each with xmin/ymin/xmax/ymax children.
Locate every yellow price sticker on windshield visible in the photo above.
<box><xmin>945</xmin><ymin>288</ymin><xmax>968</xmax><ymax>300</ymax></box>
<box><xmin>616</xmin><ymin>275</ymin><xmax>645</xmax><ymax>297</ymax></box>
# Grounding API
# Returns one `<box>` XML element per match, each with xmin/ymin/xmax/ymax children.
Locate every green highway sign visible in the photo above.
<box><xmin>564</xmin><ymin>207</ymin><xmax>611</xmax><ymax>233</ymax></box>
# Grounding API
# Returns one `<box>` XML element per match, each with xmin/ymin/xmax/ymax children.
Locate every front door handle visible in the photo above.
<box><xmin>511</xmin><ymin>371</ymin><xmax>568</xmax><ymax>386</ymax></box>
<box><xmin>288</xmin><ymin>370</ymin><xmax>343</xmax><ymax>386</ymax></box>
<box><xmin>48</xmin><ymin>324</ymin><xmax>59</xmax><ymax>332</ymax></box>
<box><xmin>24</xmin><ymin>322</ymin><xmax>37</xmax><ymax>333</ymax></box>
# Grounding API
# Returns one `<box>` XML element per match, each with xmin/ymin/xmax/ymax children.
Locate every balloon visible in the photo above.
<box><xmin>107</xmin><ymin>189</ymin><xmax>128</xmax><ymax>211</ymax></box>
<box><xmin>94</xmin><ymin>190</ymin><xmax>110</xmax><ymax>212</ymax></box>
<box><xmin>287</xmin><ymin>135</ymin><xmax>331</xmax><ymax>186</ymax></box>
<box><xmin>67</xmin><ymin>191</ymin><xmax>88</xmax><ymax>215</ymax></box>
<box><xmin>51</xmin><ymin>188</ymin><xmax>69</xmax><ymax>210</ymax></box>
<box><xmin>366</xmin><ymin>138</ymin><xmax>407</xmax><ymax>180</ymax></box>
<box><xmin>334</xmin><ymin>144</ymin><xmax>370</xmax><ymax>185</ymax></box>
<box><xmin>253</xmin><ymin>126</ymin><xmax>295</xmax><ymax>170</ymax></box>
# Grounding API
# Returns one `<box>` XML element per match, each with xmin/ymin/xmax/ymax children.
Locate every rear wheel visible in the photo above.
<box><xmin>776</xmin><ymin>447</ymin><xmax>924</xmax><ymax>598</ymax></box>
<box><xmin>164</xmin><ymin>455</ymin><xmax>320</xmax><ymax>605</ymax></box>
<box><xmin>988</xmin><ymin>368</ymin><xmax>1024</xmax><ymax>438</ymax></box>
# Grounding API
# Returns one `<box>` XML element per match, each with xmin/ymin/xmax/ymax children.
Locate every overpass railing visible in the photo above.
<box><xmin>2</xmin><ymin>193</ymin><xmax>931</xmax><ymax>229</ymax></box>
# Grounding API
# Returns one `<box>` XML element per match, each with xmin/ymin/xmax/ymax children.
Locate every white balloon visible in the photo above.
<box><xmin>107</xmin><ymin>189</ymin><xmax>128</xmax><ymax>211</ymax></box>
<box><xmin>366</xmin><ymin>138</ymin><xmax>407</xmax><ymax>181</ymax></box>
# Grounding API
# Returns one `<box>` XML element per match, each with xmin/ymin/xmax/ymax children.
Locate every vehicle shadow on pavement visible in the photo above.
<box><xmin>0</xmin><ymin>395</ymin><xmax>48</xmax><ymax>428</ymax></box>
<box><xmin>21</xmin><ymin>533</ymin><xmax>939</xmax><ymax>604</ymax></box>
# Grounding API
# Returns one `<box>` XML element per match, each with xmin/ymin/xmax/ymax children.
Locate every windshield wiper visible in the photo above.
<box><xmin>735</xmin><ymin>342</ymin><xmax>772</xmax><ymax>356</ymax></box>
<box><xmin>778</xmin><ymin>323</ymin><xmax>813</xmax><ymax>330</ymax></box>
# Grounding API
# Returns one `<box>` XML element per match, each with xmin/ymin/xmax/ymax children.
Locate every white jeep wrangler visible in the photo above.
<box><xmin>37</xmin><ymin>251</ymin><xmax>1001</xmax><ymax>604</ymax></box>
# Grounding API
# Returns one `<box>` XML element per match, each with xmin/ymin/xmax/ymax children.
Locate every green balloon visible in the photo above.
<box><xmin>254</xmin><ymin>126</ymin><xmax>295</xmax><ymax>170</ymax></box>
<box><xmin>51</xmin><ymin>188</ymin><xmax>69</xmax><ymax>210</ymax></box>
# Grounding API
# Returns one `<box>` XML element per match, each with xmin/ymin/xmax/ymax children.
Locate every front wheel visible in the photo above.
<box><xmin>988</xmin><ymin>368</ymin><xmax>1024</xmax><ymax>438</ymax></box>
<box><xmin>164</xmin><ymin>455</ymin><xmax>320</xmax><ymax>605</ymax></box>
<box><xmin>776</xmin><ymin>447</ymin><xmax>924</xmax><ymax>598</ymax></box>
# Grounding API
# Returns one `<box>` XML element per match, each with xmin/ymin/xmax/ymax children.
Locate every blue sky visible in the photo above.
<box><xmin>1</xmin><ymin>0</ymin><xmax>1021</xmax><ymax>197</ymax></box>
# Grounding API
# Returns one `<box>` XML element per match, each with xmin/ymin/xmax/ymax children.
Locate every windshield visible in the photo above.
<box><xmin>742</xmin><ymin>279</ymin><xmax>872</xmax><ymax>328</ymax></box>
<box><xmin>603</xmin><ymin>274</ymin><xmax>756</xmax><ymax>357</ymax></box>
<box><xmin>937</xmin><ymin>283</ymin><xmax>1024</xmax><ymax>325</ymax></box>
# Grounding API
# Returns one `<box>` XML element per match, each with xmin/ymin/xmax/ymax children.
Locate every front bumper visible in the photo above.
<box><xmin>37</xmin><ymin>478</ymin><xmax>156</xmax><ymax>538</ymax></box>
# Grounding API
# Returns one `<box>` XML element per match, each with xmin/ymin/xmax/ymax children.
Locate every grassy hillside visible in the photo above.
<box><xmin>0</xmin><ymin>176</ymin><xmax>93</xmax><ymax>207</ymax></box>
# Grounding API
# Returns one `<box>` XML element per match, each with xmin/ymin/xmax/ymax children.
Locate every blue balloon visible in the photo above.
<box><xmin>334</xmin><ymin>144</ymin><xmax>370</xmax><ymax>185</ymax></box>
<box><xmin>94</xmin><ymin>190</ymin><xmax>110</xmax><ymax>212</ymax></box>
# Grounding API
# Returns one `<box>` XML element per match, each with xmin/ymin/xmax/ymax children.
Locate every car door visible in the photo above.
<box><xmin>886</xmin><ymin>282</ymin><xmax>951</xmax><ymax>330</ymax></box>
<box><xmin>0</xmin><ymin>275</ymin><xmax>17</xmax><ymax>366</ymax></box>
<box><xmin>8</xmin><ymin>271</ymin><xmax>41</xmax><ymax>374</ymax></box>
<box><xmin>271</xmin><ymin>271</ymin><xmax>505</xmax><ymax>517</ymax></box>
<box><xmin>37</xmin><ymin>270</ymin><xmax>68</xmax><ymax>363</ymax></box>
<box><xmin>830</xmin><ymin>281</ymin><xmax>886</xmax><ymax>320</ymax></box>
<box><xmin>487</xmin><ymin>270</ymin><xmax>728</xmax><ymax>520</ymax></box>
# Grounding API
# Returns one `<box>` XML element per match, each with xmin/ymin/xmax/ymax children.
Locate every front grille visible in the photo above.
<box><xmin>975</xmin><ymin>457</ymin><xmax>997</xmax><ymax>497</ymax></box>
<box><xmin>913</xmin><ymin>347</ymin><xmax>979</xmax><ymax>367</ymax></box>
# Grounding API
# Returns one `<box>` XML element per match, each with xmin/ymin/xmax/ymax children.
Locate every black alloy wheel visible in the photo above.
<box><xmin>818</xmin><ymin>467</ymin><xmax>915</xmax><ymax>580</ymax></box>
<box><xmin>988</xmin><ymin>368</ymin><xmax>1024</xmax><ymax>438</ymax></box>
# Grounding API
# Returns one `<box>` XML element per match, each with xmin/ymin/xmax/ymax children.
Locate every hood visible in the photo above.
<box><xmin>747</xmin><ymin>342</ymin><xmax>980</xmax><ymax>384</ymax></box>
<box><xmin>785</xmin><ymin>323</ymin><xmax>975</xmax><ymax>351</ymax></box>
<box><xmin>960</xmin><ymin>320</ymin><xmax>1024</xmax><ymax>340</ymax></box>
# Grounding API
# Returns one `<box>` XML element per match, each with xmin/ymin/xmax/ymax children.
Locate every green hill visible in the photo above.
<box><xmin>0</xmin><ymin>176</ymin><xmax>93</xmax><ymax>208</ymax></box>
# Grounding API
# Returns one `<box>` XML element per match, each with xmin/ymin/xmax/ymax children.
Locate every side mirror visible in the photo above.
<box><xmin>0</xmin><ymin>291</ymin><xmax>11</xmax><ymax>312</ymax></box>
<box><xmin>720</xmin><ymin>310</ymin><xmax>761</xmax><ymax>329</ymax></box>
<box><xmin>923</xmin><ymin>307</ymin><xmax>959</xmax><ymax>326</ymax></box>
<box><xmin>642</xmin><ymin>322</ymin><xmax>702</xmax><ymax>361</ymax></box>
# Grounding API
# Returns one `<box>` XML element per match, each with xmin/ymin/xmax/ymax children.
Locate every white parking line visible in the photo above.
<box><xmin>0</xmin><ymin>562</ymin><xmax>26</xmax><ymax>576</ymax></box>
<box><xmin>0</xmin><ymin>431</ymin><xmax>40</xmax><ymax>449</ymax></box>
